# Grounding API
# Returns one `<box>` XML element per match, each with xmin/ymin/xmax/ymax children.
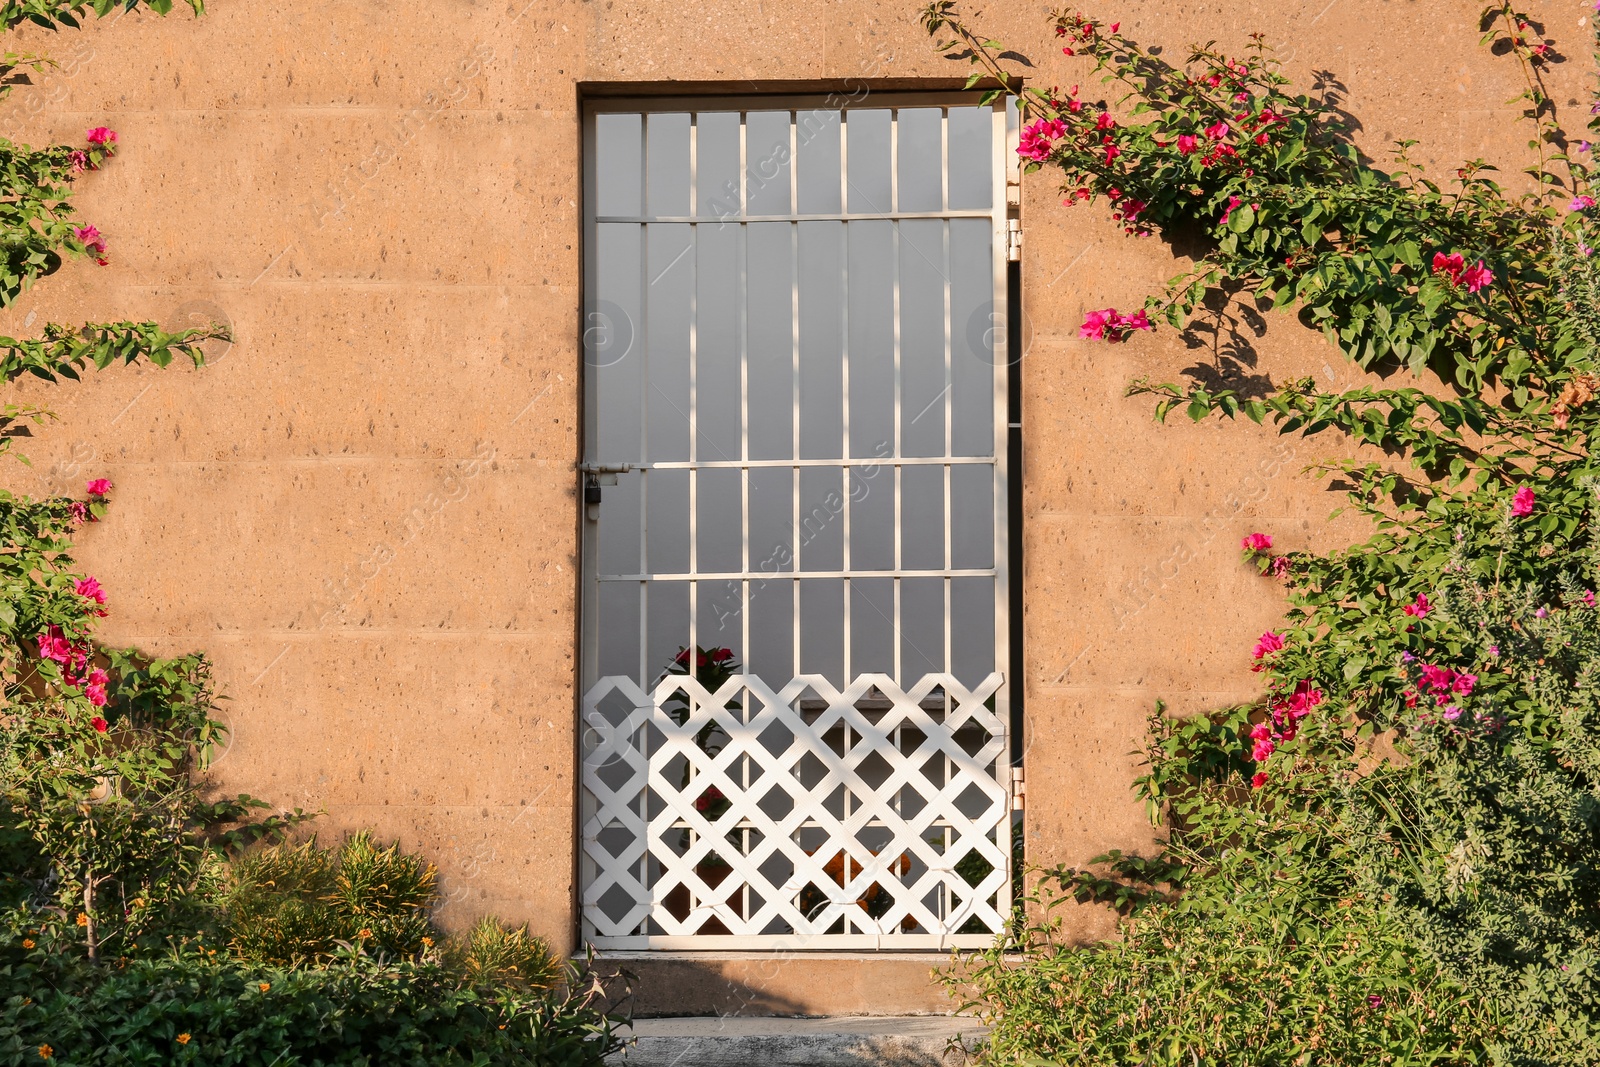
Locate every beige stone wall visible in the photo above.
<box><xmin>0</xmin><ymin>0</ymin><xmax>1588</xmax><ymax>971</ymax></box>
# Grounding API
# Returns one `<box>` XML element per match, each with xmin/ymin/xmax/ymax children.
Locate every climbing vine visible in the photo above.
<box><xmin>928</xmin><ymin>4</ymin><xmax>1600</xmax><ymax>1064</ymax></box>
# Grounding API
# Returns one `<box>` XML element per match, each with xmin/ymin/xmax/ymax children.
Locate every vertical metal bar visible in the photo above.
<box><xmin>839</xmin><ymin>109</ymin><xmax>852</xmax><ymax>686</ymax></box>
<box><xmin>942</xmin><ymin>134</ymin><xmax>954</xmax><ymax>682</ymax></box>
<box><xmin>740</xmin><ymin>113</ymin><xmax>751</xmax><ymax>667</ymax></box>
<box><xmin>639</xmin><ymin>114</ymin><xmax>652</xmax><ymax>688</ymax></box>
<box><xmin>688</xmin><ymin>112</ymin><xmax>700</xmax><ymax>668</ymax></box>
<box><xmin>889</xmin><ymin>107</ymin><xmax>902</xmax><ymax>686</ymax></box>
<box><xmin>790</xmin><ymin>110</ymin><xmax>802</xmax><ymax>679</ymax></box>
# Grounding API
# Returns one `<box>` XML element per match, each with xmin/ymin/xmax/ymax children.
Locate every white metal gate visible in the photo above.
<box><xmin>579</xmin><ymin>93</ymin><xmax>1010</xmax><ymax>950</ymax></box>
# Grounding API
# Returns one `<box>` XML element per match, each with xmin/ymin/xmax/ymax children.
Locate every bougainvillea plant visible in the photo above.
<box><xmin>927</xmin><ymin>3</ymin><xmax>1600</xmax><ymax>1063</ymax></box>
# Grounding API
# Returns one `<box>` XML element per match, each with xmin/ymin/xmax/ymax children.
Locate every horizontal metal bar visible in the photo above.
<box><xmin>583</xmin><ymin>91</ymin><xmax>991</xmax><ymax>115</ymax></box>
<box><xmin>588</xmin><ymin>457</ymin><xmax>995</xmax><ymax>470</ymax></box>
<box><xmin>586</xmin><ymin>934</ymin><xmax>1003</xmax><ymax>950</ymax></box>
<box><xmin>597</xmin><ymin>568</ymin><xmax>996</xmax><ymax>582</ymax></box>
<box><xmin>595</xmin><ymin>211</ymin><xmax>994</xmax><ymax>224</ymax></box>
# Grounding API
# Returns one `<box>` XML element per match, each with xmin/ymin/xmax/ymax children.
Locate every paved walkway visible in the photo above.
<box><xmin>606</xmin><ymin>1015</ymin><xmax>989</xmax><ymax>1066</ymax></box>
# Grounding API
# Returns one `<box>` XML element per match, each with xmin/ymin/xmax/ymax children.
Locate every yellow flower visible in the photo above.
<box><xmin>259</xmin><ymin>982</ymin><xmax>271</xmax><ymax>993</ymax></box>
<box><xmin>37</xmin><ymin>1045</ymin><xmax>51</xmax><ymax>1060</ymax></box>
<box><xmin>420</xmin><ymin>936</ymin><xmax>433</xmax><ymax>947</ymax></box>
<box><xmin>21</xmin><ymin>938</ymin><xmax>34</xmax><ymax>949</ymax></box>
<box><xmin>176</xmin><ymin>1033</ymin><xmax>191</xmax><ymax>1045</ymax></box>
<box><xmin>74</xmin><ymin>914</ymin><xmax>87</xmax><ymax>927</ymax></box>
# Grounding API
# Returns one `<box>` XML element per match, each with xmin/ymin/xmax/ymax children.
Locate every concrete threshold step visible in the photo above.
<box><xmin>606</xmin><ymin>1015</ymin><xmax>988</xmax><ymax>1067</ymax></box>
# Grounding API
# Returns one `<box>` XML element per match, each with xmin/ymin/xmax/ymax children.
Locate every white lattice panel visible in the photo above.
<box><xmin>580</xmin><ymin>671</ymin><xmax>1009</xmax><ymax>949</ymax></box>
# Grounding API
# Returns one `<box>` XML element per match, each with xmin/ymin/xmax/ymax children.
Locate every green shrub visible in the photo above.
<box><xmin>224</xmin><ymin>833</ymin><xmax>437</xmax><ymax>965</ymax></box>
<box><xmin>0</xmin><ymin>939</ymin><xmax>623</xmax><ymax>1067</ymax></box>
<box><xmin>446</xmin><ymin>917</ymin><xmax>563</xmax><ymax>992</ymax></box>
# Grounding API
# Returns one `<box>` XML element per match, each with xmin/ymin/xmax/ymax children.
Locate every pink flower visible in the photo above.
<box><xmin>72</xmin><ymin>225</ymin><xmax>108</xmax><ymax>265</ymax></box>
<box><xmin>1431</xmin><ymin>251</ymin><xmax>1465</xmax><ymax>281</ymax></box>
<box><xmin>1368</xmin><ymin>994</ymin><xmax>1384</xmax><ymax>1009</ymax></box>
<box><xmin>1251</xmin><ymin>737</ymin><xmax>1276</xmax><ymax>762</ymax></box>
<box><xmin>37</xmin><ymin>626</ymin><xmax>71</xmax><ymax>664</ymax></box>
<box><xmin>87</xmin><ymin>682</ymin><xmax>108</xmax><ymax>707</ymax></box>
<box><xmin>85</xmin><ymin>127</ymin><xmax>117</xmax><ymax>147</ymax></box>
<box><xmin>74</xmin><ymin>576</ymin><xmax>107</xmax><ymax>605</ymax></box>
<box><xmin>67</xmin><ymin>149</ymin><xmax>90</xmax><ymax>173</ymax></box>
<box><xmin>1219</xmin><ymin>195</ymin><xmax>1243</xmax><ymax>225</ymax></box>
<box><xmin>1442</xmin><ymin>705</ymin><xmax>1462</xmax><ymax>721</ymax></box>
<box><xmin>68</xmin><ymin>501</ymin><xmax>89</xmax><ymax>524</ymax></box>
<box><xmin>1270</xmin><ymin>556</ymin><xmax>1290</xmax><ymax>577</ymax></box>
<box><xmin>1094</xmin><ymin>111</ymin><xmax>1116</xmax><ymax>131</ymax></box>
<box><xmin>1079</xmin><ymin>308</ymin><xmax>1153</xmax><ymax>343</ymax></box>
<box><xmin>1079</xmin><ymin>308</ymin><xmax>1117</xmax><ymax>341</ymax></box>
<box><xmin>1402</xmin><ymin>593</ymin><xmax>1431</xmax><ymax>619</ymax></box>
<box><xmin>91</xmin><ymin>715</ymin><xmax>107</xmax><ymax>732</ymax></box>
<box><xmin>1241</xmin><ymin>532</ymin><xmax>1273</xmax><ymax>552</ymax></box>
<box><xmin>1203</xmin><ymin>121</ymin><xmax>1230</xmax><ymax>141</ymax></box>
<box><xmin>1103</xmin><ymin>142</ymin><xmax>1121</xmax><ymax>164</ymax></box>
<box><xmin>86</xmin><ymin>478</ymin><xmax>112</xmax><ymax>497</ymax></box>
<box><xmin>1462</xmin><ymin>260</ymin><xmax>1492</xmax><ymax>293</ymax></box>
<box><xmin>1571</xmin><ymin>195</ymin><xmax>1597</xmax><ymax>212</ymax></box>
<box><xmin>1511</xmin><ymin>486</ymin><xmax>1536</xmax><ymax>517</ymax></box>
<box><xmin>1452</xmin><ymin>672</ymin><xmax>1477</xmax><ymax>696</ymax></box>
<box><xmin>1250</xmin><ymin>771</ymin><xmax>1269</xmax><ymax>789</ymax></box>
<box><xmin>1177</xmin><ymin>134</ymin><xmax>1200</xmax><ymax>154</ymax></box>
<box><xmin>1016</xmin><ymin>118</ymin><xmax>1067</xmax><ymax>162</ymax></box>
<box><xmin>1115</xmin><ymin>309</ymin><xmax>1151</xmax><ymax>335</ymax></box>
<box><xmin>1252</xmin><ymin>631</ymin><xmax>1285</xmax><ymax>660</ymax></box>
<box><xmin>1582</xmin><ymin>590</ymin><xmax>1596</xmax><ymax>608</ymax></box>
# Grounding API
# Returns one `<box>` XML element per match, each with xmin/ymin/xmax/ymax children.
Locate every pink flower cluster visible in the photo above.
<box><xmin>1248</xmin><ymin>679</ymin><xmax>1323</xmax><ymax>784</ymax></box>
<box><xmin>73</xmin><ymin>224</ymin><xmax>108</xmax><ymax>266</ymax></box>
<box><xmin>75</xmin><ymin>576</ymin><xmax>108</xmax><ymax>616</ymax></box>
<box><xmin>1241</xmin><ymin>532</ymin><xmax>1272</xmax><ymax>552</ymax></box>
<box><xmin>1431</xmin><ymin>252</ymin><xmax>1492</xmax><ymax>293</ymax></box>
<box><xmin>1017</xmin><ymin>117</ymin><xmax>1068</xmax><ymax>162</ymax></box>
<box><xmin>37</xmin><ymin>625</ymin><xmax>110</xmax><ymax>709</ymax></box>
<box><xmin>1251</xmin><ymin>630</ymin><xmax>1284</xmax><ymax>671</ymax></box>
<box><xmin>1402</xmin><ymin>593</ymin><xmax>1430</xmax><ymax>619</ymax></box>
<box><xmin>1056</xmin><ymin>15</ymin><xmax>1118</xmax><ymax>57</ymax></box>
<box><xmin>1080</xmin><ymin>306</ymin><xmax>1152</xmax><ymax>342</ymax></box>
<box><xmin>69</xmin><ymin>127</ymin><xmax>118</xmax><ymax>174</ymax></box>
<box><xmin>1510</xmin><ymin>486</ymin><xmax>1536</xmax><ymax>517</ymax></box>
<box><xmin>1571</xmin><ymin>194</ymin><xmax>1597</xmax><ymax>212</ymax></box>
<box><xmin>70</xmin><ymin>478</ymin><xmax>112</xmax><ymax>525</ymax></box>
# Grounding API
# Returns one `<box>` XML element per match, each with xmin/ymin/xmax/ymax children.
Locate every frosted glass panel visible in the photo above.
<box><xmin>796</xmin><ymin>109</ymin><xmax>843</xmax><ymax>214</ymax></box>
<box><xmin>846</xmin><ymin>110</ymin><xmax>891</xmax><ymax>213</ymax></box>
<box><xmin>595</xmin><ymin>113</ymin><xmax>642</xmax><ymax>216</ymax></box>
<box><xmin>948</xmin><ymin>107</ymin><xmax>992</xmax><ymax>210</ymax></box>
<box><xmin>746</xmin><ymin>111</ymin><xmax>792</xmax><ymax>215</ymax></box>
<box><xmin>899</xmin><ymin>220</ymin><xmax>946</xmax><ymax>459</ymax></box>
<box><xmin>645</xmin><ymin>112</ymin><xmax>690</xmax><ymax>216</ymax></box>
<box><xmin>798</xmin><ymin>222</ymin><xmax>843</xmax><ymax>460</ymax></box>
<box><xmin>897</xmin><ymin>108</ymin><xmax>943</xmax><ymax>212</ymax></box>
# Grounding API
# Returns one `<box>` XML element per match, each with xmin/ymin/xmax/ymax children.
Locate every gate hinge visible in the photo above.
<box><xmin>1006</xmin><ymin>219</ymin><xmax>1022</xmax><ymax>262</ymax></box>
<box><xmin>1011</xmin><ymin>765</ymin><xmax>1026</xmax><ymax>810</ymax></box>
